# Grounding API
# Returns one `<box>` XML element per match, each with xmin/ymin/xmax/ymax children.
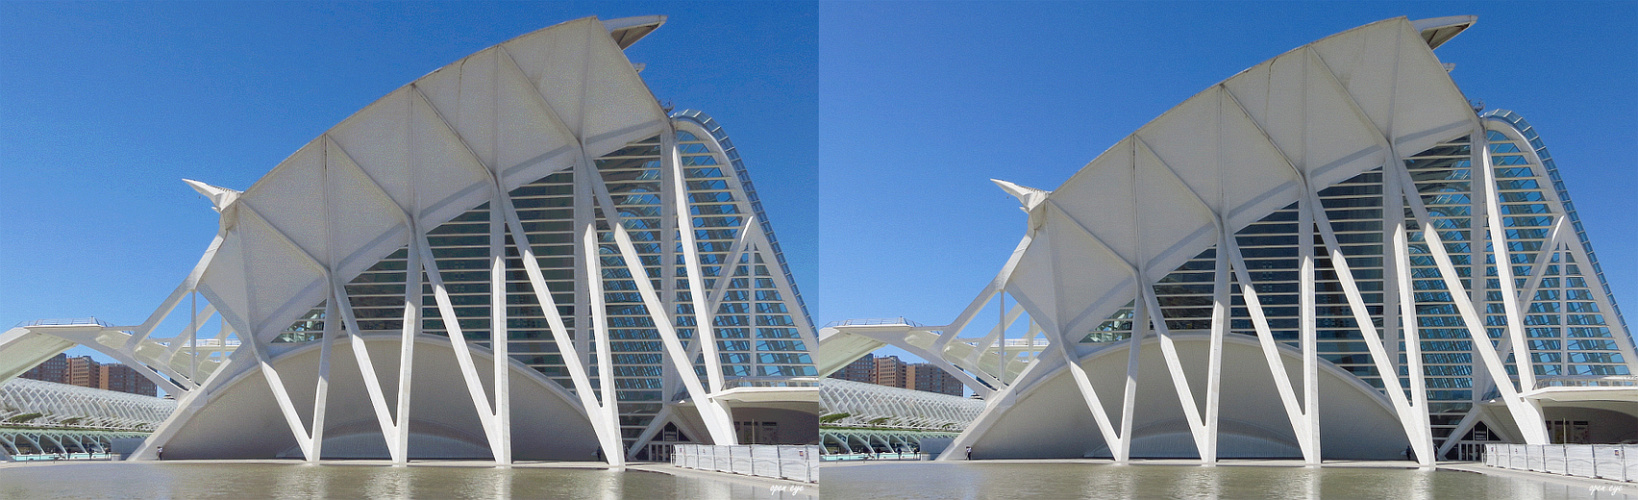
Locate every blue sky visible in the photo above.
<box><xmin>0</xmin><ymin>2</ymin><xmax>818</xmax><ymax>362</ymax></box>
<box><xmin>818</xmin><ymin>2</ymin><xmax>1638</xmax><ymax>364</ymax></box>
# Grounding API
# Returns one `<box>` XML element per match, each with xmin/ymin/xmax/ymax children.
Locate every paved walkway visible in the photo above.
<box><xmin>1440</xmin><ymin>462</ymin><xmax>1638</xmax><ymax>495</ymax></box>
<box><xmin>826</xmin><ymin>457</ymin><xmax>1428</xmax><ymax>468</ymax></box>
<box><xmin>0</xmin><ymin>458</ymin><xmax>816</xmax><ymax>485</ymax></box>
<box><xmin>828</xmin><ymin>458</ymin><xmax>1638</xmax><ymax>494</ymax></box>
<box><xmin>628</xmin><ymin>463</ymin><xmax>815</xmax><ymax>490</ymax></box>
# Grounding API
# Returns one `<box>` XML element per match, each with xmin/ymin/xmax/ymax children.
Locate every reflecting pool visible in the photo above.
<box><xmin>0</xmin><ymin>462</ymin><xmax>815</xmax><ymax>499</ymax></box>
<box><xmin>823</xmin><ymin>462</ymin><xmax>1635</xmax><ymax>500</ymax></box>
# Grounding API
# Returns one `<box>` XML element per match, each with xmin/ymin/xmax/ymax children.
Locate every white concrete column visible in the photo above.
<box><xmin>1475</xmin><ymin>126</ymin><xmax>1537</xmax><ymax>392</ymax></box>
<box><xmin>394</xmin><ymin>219</ymin><xmax>421</xmax><ymax>464</ymax></box>
<box><xmin>1386</xmin><ymin>157</ymin><xmax>1550</xmax><ymax>444</ymax></box>
<box><xmin>1299</xmin><ymin>191</ymin><xmax>1322</xmax><ymax>465</ymax></box>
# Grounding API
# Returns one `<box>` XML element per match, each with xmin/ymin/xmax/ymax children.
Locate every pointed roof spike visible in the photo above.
<box><xmin>991</xmin><ymin>179</ymin><xmax>1051</xmax><ymax>211</ymax></box>
<box><xmin>602</xmin><ymin>16</ymin><xmax>666</xmax><ymax>49</ymax></box>
<box><xmin>1411</xmin><ymin>15</ymin><xmax>1477</xmax><ymax>49</ymax></box>
<box><xmin>183</xmin><ymin>179</ymin><xmax>241</xmax><ymax>212</ymax></box>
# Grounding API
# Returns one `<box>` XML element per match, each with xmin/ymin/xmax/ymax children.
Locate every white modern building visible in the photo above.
<box><xmin>818</xmin><ymin>16</ymin><xmax>1637</xmax><ymax>464</ymax></box>
<box><xmin>0</xmin><ymin>16</ymin><xmax>818</xmax><ymax>465</ymax></box>
<box><xmin>818</xmin><ymin>378</ymin><xmax>983</xmax><ymax>456</ymax></box>
<box><xmin>0</xmin><ymin>376</ymin><xmax>174</xmax><ymax>460</ymax></box>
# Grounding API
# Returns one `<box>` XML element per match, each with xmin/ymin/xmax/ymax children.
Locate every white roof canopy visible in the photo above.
<box><xmin>1004</xmin><ymin>17</ymin><xmax>1479</xmax><ymax>339</ymax></box>
<box><xmin>196</xmin><ymin>17</ymin><xmax>669</xmax><ymax>341</ymax></box>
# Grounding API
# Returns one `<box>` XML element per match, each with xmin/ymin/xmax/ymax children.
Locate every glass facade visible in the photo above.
<box><xmin>1080</xmin><ymin>109</ymin><xmax>1632</xmax><ymax>451</ymax></box>
<box><xmin>272</xmin><ymin>111</ymin><xmax>815</xmax><ymax>450</ymax></box>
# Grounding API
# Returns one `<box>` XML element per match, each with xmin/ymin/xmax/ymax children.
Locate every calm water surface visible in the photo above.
<box><xmin>824</xmin><ymin>462</ymin><xmax>1635</xmax><ymax>500</ymax></box>
<box><xmin>0</xmin><ymin>462</ymin><xmax>814</xmax><ymax>499</ymax></box>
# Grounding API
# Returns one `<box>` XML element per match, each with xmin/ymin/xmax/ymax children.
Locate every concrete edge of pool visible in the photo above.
<box><xmin>0</xmin><ymin>459</ymin><xmax>820</xmax><ymax>492</ymax></box>
<box><xmin>820</xmin><ymin>458</ymin><xmax>1638</xmax><ymax>495</ymax></box>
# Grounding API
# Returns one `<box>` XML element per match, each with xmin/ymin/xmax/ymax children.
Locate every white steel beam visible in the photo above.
<box><xmin>1203</xmin><ymin>223</ymin><xmax>1230</xmax><ymax>464</ymax></box>
<box><xmin>489</xmin><ymin>190</ymin><xmax>512</xmax><ymax>465</ymax></box>
<box><xmin>1386</xmin><ymin>159</ymin><xmax>1550</xmax><ymax>444</ymax></box>
<box><xmin>583</xmin><ymin>155</ymin><xmax>736</xmax><ymax>445</ymax></box>
<box><xmin>659</xmin><ymin>129</ymin><xmax>680</xmax><ymax>425</ymax></box>
<box><xmin>239</xmin><ymin>276</ymin><xmax>314</xmax><ymax>461</ymax></box>
<box><xmin>415</xmin><ymin>232</ymin><xmax>505</xmax><ymax>463</ymax></box>
<box><xmin>1475</xmin><ymin>127</ymin><xmax>1536</xmax><ymax>393</ymax></box>
<box><xmin>625</xmin><ymin>405</ymin><xmax>675</xmax><ymax>461</ymax></box>
<box><xmin>1553</xmin><ymin>225</ymin><xmax>1638</xmax><ymax>374</ymax></box>
<box><xmin>408</xmin><ymin>81</ymin><xmax>527</xmax><ymax>465</ymax></box>
<box><xmin>1047</xmin><ymin>313</ymin><xmax>1123</xmax><ymax>461</ymax></box>
<box><xmin>308</xmin><ymin>295</ymin><xmax>338</xmax><ymax>462</ymax></box>
<box><xmin>1436</xmin><ymin>406</ymin><xmax>1484</xmax><ymax>459</ymax></box>
<box><xmin>1045</xmin><ymin>191</ymin><xmax>1209</xmax><ymax>461</ymax></box>
<box><xmin>1305</xmin><ymin>188</ymin><xmax>1432</xmax><ymax>465</ymax></box>
<box><xmin>1298</xmin><ymin>190</ymin><xmax>1322</xmax><ymax>466</ymax></box>
<box><xmin>1031</xmin><ymin>210</ymin><xmax>1130</xmax><ymax>460</ymax></box>
<box><xmin>681</xmin><ymin>216</ymin><xmax>757</xmax><ymax>371</ymax></box>
<box><xmin>1214</xmin><ymin>89</ymin><xmax>1318</xmax><ymax>464</ymax></box>
<box><xmin>580</xmin><ymin>210</ymin><xmax>626</xmax><ymax>466</ymax></box>
<box><xmin>704</xmin><ymin>216</ymin><xmax>756</xmax><ymax>316</ymax></box>
<box><xmin>159</xmin><ymin>301</ymin><xmax>217</xmax><ymax>385</ymax></box>
<box><xmin>665</xmin><ymin>126</ymin><xmax>727</xmax><ymax>394</ymax></box>
<box><xmin>1116</xmin><ymin>289</ymin><xmax>1144</xmax><ymax>463</ymax></box>
<box><xmin>967</xmin><ymin>304</ymin><xmax>1025</xmax><ymax>380</ymax></box>
<box><xmin>394</xmin><ymin>217</ymin><xmax>420</xmax><ymax>464</ymax></box>
<box><xmin>744</xmin><ymin>223</ymin><xmax>825</xmax><ymax>374</ymax></box>
<box><xmin>1386</xmin><ymin>157</ymin><xmax>1434</xmax><ymax>460</ymax></box>
<box><xmin>1138</xmin><ymin>284</ymin><xmax>1209</xmax><ymax>460</ymax></box>
<box><xmin>1484</xmin><ymin>118</ymin><xmax>1638</xmax><ymax>374</ymax></box>
<box><xmin>606</xmin><ymin>221</ymin><xmax>736</xmax><ymax>444</ymax></box>
<box><xmin>1222</xmin><ymin>233</ymin><xmax>1316</xmax><ymax>462</ymax></box>
<box><xmin>572</xmin><ymin>150</ymin><xmax>596</xmax><ymax>378</ymax></box>
<box><xmin>330</xmin><ymin>279</ymin><xmax>403</xmax><ymax>462</ymax></box>
<box><xmin>123</xmin><ymin>238</ymin><xmax>223</xmax><ymax>351</ymax></box>
<box><xmin>1514</xmin><ymin>216</ymin><xmax>1566</xmax><ymax>310</ymax></box>
<box><xmin>312</xmin><ymin>145</ymin><xmax>342</xmax><ymax>459</ymax></box>
<box><xmin>315</xmin><ymin>135</ymin><xmax>417</xmax><ymax>464</ymax></box>
<box><xmin>494</xmin><ymin>187</ymin><xmax>623</xmax><ymax>464</ymax></box>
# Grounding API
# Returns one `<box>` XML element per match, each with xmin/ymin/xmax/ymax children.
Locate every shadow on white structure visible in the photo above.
<box><xmin>153</xmin><ymin>335</ymin><xmax>595</xmax><ymax>460</ymax></box>
<box><xmin>0</xmin><ymin>14</ymin><xmax>821</xmax><ymax>465</ymax></box>
<box><xmin>821</xmin><ymin>16</ymin><xmax>1638</xmax><ymax>466</ymax></box>
<box><xmin>963</xmin><ymin>335</ymin><xmax>1406</xmax><ymax>460</ymax></box>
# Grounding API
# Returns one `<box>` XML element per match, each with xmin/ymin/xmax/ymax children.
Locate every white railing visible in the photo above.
<box><xmin>721</xmin><ymin>377</ymin><xmax>821</xmax><ymax>390</ymax></box>
<box><xmin>1534</xmin><ymin>376</ymin><xmax>1638</xmax><ymax>388</ymax></box>
<box><xmin>670</xmin><ymin>444</ymin><xmax>820</xmax><ymax>483</ymax></box>
<box><xmin>1485</xmin><ymin>444</ymin><xmax>1638</xmax><ymax>482</ymax></box>
<box><xmin>825</xmin><ymin>318</ymin><xmax>923</xmax><ymax>327</ymax></box>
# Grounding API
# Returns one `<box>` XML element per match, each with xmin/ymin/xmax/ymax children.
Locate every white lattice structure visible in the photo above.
<box><xmin>0</xmin><ymin>429</ymin><xmax>148</xmax><ymax>458</ymax></box>
<box><xmin>0</xmin><ymin>379</ymin><xmax>175</xmax><ymax>430</ymax></box>
<box><xmin>822</xmin><ymin>428</ymin><xmax>959</xmax><ymax>455</ymax></box>
<box><xmin>820</xmin><ymin>379</ymin><xmax>983</xmax><ymax>431</ymax></box>
<box><xmin>0</xmin><ymin>15</ymin><xmax>818</xmax><ymax>465</ymax></box>
<box><xmin>821</xmin><ymin>16</ymin><xmax>1638</xmax><ymax>465</ymax></box>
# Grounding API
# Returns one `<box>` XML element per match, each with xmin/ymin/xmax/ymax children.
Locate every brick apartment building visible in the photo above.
<box><xmin>827</xmin><ymin>353</ymin><xmax>966</xmax><ymax>396</ymax></box>
<box><xmin>18</xmin><ymin>353</ymin><xmax>158</xmax><ymax>396</ymax></box>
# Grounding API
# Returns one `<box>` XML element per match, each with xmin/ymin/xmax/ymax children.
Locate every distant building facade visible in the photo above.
<box><xmin>99</xmin><ymin>364</ymin><xmax>156</xmax><ymax>396</ymax></box>
<box><xmin>827</xmin><ymin>353</ymin><xmax>963</xmax><ymax>396</ymax></box>
<box><xmin>20</xmin><ymin>353</ymin><xmax>67</xmax><ymax>386</ymax></box>
<box><xmin>872</xmin><ymin>356</ymin><xmax>908</xmax><ymax>389</ymax></box>
<box><xmin>67</xmin><ymin>355</ymin><xmax>99</xmax><ymax>389</ymax></box>
<box><xmin>908</xmin><ymin>363</ymin><xmax>963</xmax><ymax>397</ymax></box>
<box><xmin>828</xmin><ymin>353</ymin><xmax>874</xmax><ymax>383</ymax></box>
<box><xmin>18</xmin><ymin>353</ymin><xmax>157</xmax><ymax>396</ymax></box>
